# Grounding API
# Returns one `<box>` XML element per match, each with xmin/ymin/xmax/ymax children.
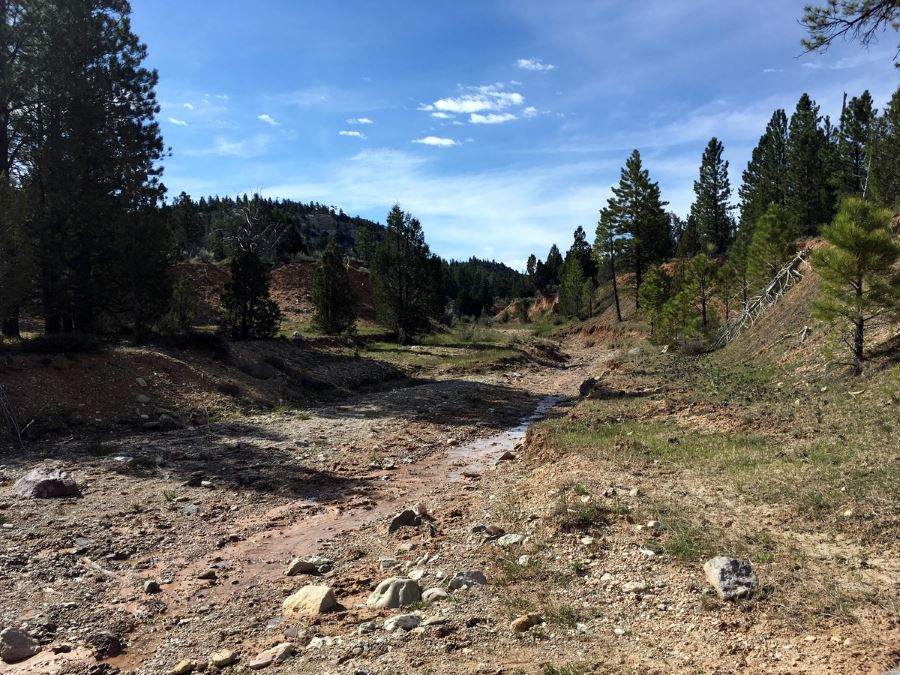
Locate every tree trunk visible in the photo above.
<box><xmin>853</xmin><ymin>317</ymin><xmax>864</xmax><ymax>375</ymax></box>
<box><xmin>610</xmin><ymin>255</ymin><xmax>621</xmax><ymax>322</ymax></box>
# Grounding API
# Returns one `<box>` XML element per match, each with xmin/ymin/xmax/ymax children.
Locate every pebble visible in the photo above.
<box><xmin>248</xmin><ymin>642</ymin><xmax>293</xmax><ymax>669</ymax></box>
<box><xmin>209</xmin><ymin>649</ymin><xmax>238</xmax><ymax>668</ymax></box>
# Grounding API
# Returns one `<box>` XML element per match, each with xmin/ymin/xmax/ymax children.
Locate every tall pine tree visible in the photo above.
<box><xmin>739</xmin><ymin>109</ymin><xmax>789</xmax><ymax>235</ymax></box>
<box><xmin>868</xmin><ymin>87</ymin><xmax>900</xmax><ymax>207</ymax></box>
<box><xmin>785</xmin><ymin>93</ymin><xmax>834</xmax><ymax>237</ymax></box>
<box><xmin>833</xmin><ymin>90</ymin><xmax>877</xmax><ymax>197</ymax></box>
<box><xmin>689</xmin><ymin>137</ymin><xmax>733</xmax><ymax>255</ymax></box>
<box><xmin>312</xmin><ymin>239</ymin><xmax>356</xmax><ymax>335</ymax></box>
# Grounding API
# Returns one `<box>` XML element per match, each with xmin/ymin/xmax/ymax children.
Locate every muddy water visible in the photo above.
<box><xmin>105</xmin><ymin>394</ymin><xmax>566</xmax><ymax>669</ymax></box>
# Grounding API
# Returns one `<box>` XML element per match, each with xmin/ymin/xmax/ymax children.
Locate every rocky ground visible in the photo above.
<box><xmin>1</xmin><ymin>332</ymin><xmax>897</xmax><ymax>674</ymax></box>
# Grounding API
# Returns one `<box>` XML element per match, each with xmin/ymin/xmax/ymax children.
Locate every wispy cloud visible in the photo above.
<box><xmin>762</xmin><ymin>68</ymin><xmax>782</xmax><ymax>73</ymax></box>
<box><xmin>431</xmin><ymin>112</ymin><xmax>453</xmax><ymax>119</ymax></box>
<box><xmin>168</xmin><ymin>117</ymin><xmax>188</xmax><ymax>126</ymax></box>
<box><xmin>182</xmin><ymin>103</ymin><xmax>195</xmax><ymax>111</ymax></box>
<box><xmin>339</xmin><ymin>130</ymin><xmax>367</xmax><ymax>139</ymax></box>
<box><xmin>347</xmin><ymin>117</ymin><xmax>374</xmax><ymax>124</ymax></box>
<box><xmin>185</xmin><ymin>134</ymin><xmax>273</xmax><ymax>158</ymax></box>
<box><xmin>470</xmin><ymin>112</ymin><xmax>517</xmax><ymax>124</ymax></box>
<box><xmin>516</xmin><ymin>57</ymin><xmax>556</xmax><ymax>72</ymax></box>
<box><xmin>258</xmin><ymin>114</ymin><xmax>279</xmax><ymax>126</ymax></box>
<box><xmin>412</xmin><ymin>136</ymin><xmax>459</xmax><ymax>146</ymax></box>
<box><xmin>523</xmin><ymin>106</ymin><xmax>539</xmax><ymax>118</ymax></box>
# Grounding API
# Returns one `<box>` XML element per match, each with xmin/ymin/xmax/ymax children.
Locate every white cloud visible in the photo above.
<box><xmin>183</xmin><ymin>103</ymin><xmax>194</xmax><ymax>111</ymax></box>
<box><xmin>216</xmin><ymin>94</ymin><xmax>229</xmax><ymax>101</ymax></box>
<box><xmin>185</xmin><ymin>134</ymin><xmax>273</xmax><ymax>158</ymax></box>
<box><xmin>339</xmin><ymin>130</ymin><xmax>367</xmax><ymax>139</ymax></box>
<box><xmin>412</xmin><ymin>136</ymin><xmax>459</xmax><ymax>146</ymax></box>
<box><xmin>431</xmin><ymin>112</ymin><xmax>453</xmax><ymax>119</ymax></box>
<box><xmin>429</xmin><ymin>84</ymin><xmax>525</xmax><ymax>114</ymax></box>
<box><xmin>347</xmin><ymin>117</ymin><xmax>374</xmax><ymax>124</ymax></box>
<box><xmin>762</xmin><ymin>68</ymin><xmax>782</xmax><ymax>73</ymax></box>
<box><xmin>516</xmin><ymin>57</ymin><xmax>556</xmax><ymax>72</ymax></box>
<box><xmin>258</xmin><ymin>114</ymin><xmax>279</xmax><ymax>126</ymax></box>
<box><xmin>469</xmin><ymin>112</ymin><xmax>517</xmax><ymax>124</ymax></box>
<box><xmin>451</xmin><ymin>120</ymin><xmax>464</xmax><ymax>126</ymax></box>
<box><xmin>168</xmin><ymin>117</ymin><xmax>188</xmax><ymax>126</ymax></box>
<box><xmin>523</xmin><ymin>106</ymin><xmax>539</xmax><ymax>118</ymax></box>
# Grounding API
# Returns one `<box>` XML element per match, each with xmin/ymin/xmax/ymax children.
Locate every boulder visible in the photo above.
<box><xmin>282</xmin><ymin>585</ymin><xmax>337</xmax><ymax>616</ymax></box>
<box><xmin>703</xmin><ymin>556</ymin><xmax>757</xmax><ymax>600</ymax></box>
<box><xmin>422</xmin><ymin>588</ymin><xmax>448</xmax><ymax>603</ymax></box>
<box><xmin>248</xmin><ymin>642</ymin><xmax>293</xmax><ymax>669</ymax></box>
<box><xmin>384</xmin><ymin>614</ymin><xmax>421</xmax><ymax>631</ymax></box>
<box><xmin>285</xmin><ymin>559</ymin><xmax>318</xmax><ymax>576</ymax></box>
<box><xmin>0</xmin><ymin>627</ymin><xmax>40</xmax><ymax>664</ymax></box>
<box><xmin>388</xmin><ymin>509</ymin><xmax>421</xmax><ymax>535</ymax></box>
<box><xmin>448</xmin><ymin>570</ymin><xmax>487</xmax><ymax>590</ymax></box>
<box><xmin>366</xmin><ymin>577</ymin><xmax>421</xmax><ymax>609</ymax></box>
<box><xmin>14</xmin><ymin>469</ymin><xmax>79</xmax><ymax>499</ymax></box>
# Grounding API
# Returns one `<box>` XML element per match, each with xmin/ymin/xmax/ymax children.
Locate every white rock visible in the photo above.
<box><xmin>703</xmin><ymin>556</ymin><xmax>758</xmax><ymax>600</ymax></box>
<box><xmin>367</xmin><ymin>577</ymin><xmax>421</xmax><ymax>609</ymax></box>
<box><xmin>384</xmin><ymin>614</ymin><xmax>421</xmax><ymax>632</ymax></box>
<box><xmin>282</xmin><ymin>585</ymin><xmax>337</xmax><ymax>616</ymax></box>
<box><xmin>0</xmin><ymin>627</ymin><xmax>40</xmax><ymax>663</ymax></box>
<box><xmin>448</xmin><ymin>570</ymin><xmax>487</xmax><ymax>590</ymax></box>
<box><xmin>422</xmin><ymin>588</ymin><xmax>448</xmax><ymax>603</ymax></box>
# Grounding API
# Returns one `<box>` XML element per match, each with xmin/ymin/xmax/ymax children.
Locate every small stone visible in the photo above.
<box><xmin>167</xmin><ymin>660</ymin><xmax>195</xmax><ymax>675</ymax></box>
<box><xmin>388</xmin><ymin>509</ymin><xmax>421</xmax><ymax>535</ymax></box>
<box><xmin>497</xmin><ymin>451</ymin><xmax>516</xmax><ymax>461</ymax></box>
<box><xmin>283</xmin><ymin>586</ymin><xmax>337</xmax><ymax>616</ymax></box>
<box><xmin>408</xmin><ymin>568</ymin><xmax>425</xmax><ymax>581</ymax></box>
<box><xmin>639</xmin><ymin>548</ymin><xmax>656</xmax><ymax>557</ymax></box>
<box><xmin>622</xmin><ymin>581</ymin><xmax>647</xmax><ymax>594</ymax></box>
<box><xmin>496</xmin><ymin>533</ymin><xmax>526</xmax><ymax>547</ymax></box>
<box><xmin>448</xmin><ymin>570</ymin><xmax>487</xmax><ymax>590</ymax></box>
<box><xmin>196</xmin><ymin>569</ymin><xmax>217</xmax><ymax>580</ymax></box>
<box><xmin>384</xmin><ymin>615</ymin><xmax>421</xmax><ymax>631</ymax></box>
<box><xmin>248</xmin><ymin>642</ymin><xmax>293</xmax><ymax>669</ymax></box>
<box><xmin>613</xmin><ymin>627</ymin><xmax>627</xmax><ymax>636</ymax></box>
<box><xmin>367</xmin><ymin>577</ymin><xmax>421</xmax><ymax>609</ymax></box>
<box><xmin>703</xmin><ymin>556</ymin><xmax>758</xmax><ymax>600</ymax></box>
<box><xmin>510</xmin><ymin>614</ymin><xmax>542</xmax><ymax>633</ymax></box>
<box><xmin>412</xmin><ymin>502</ymin><xmax>428</xmax><ymax>517</ymax></box>
<box><xmin>285</xmin><ymin>559</ymin><xmax>317</xmax><ymax>576</ymax></box>
<box><xmin>136</xmin><ymin>377</ymin><xmax>147</xmax><ymax>387</ymax></box>
<box><xmin>0</xmin><ymin>627</ymin><xmax>40</xmax><ymax>663</ymax></box>
<box><xmin>209</xmin><ymin>648</ymin><xmax>238</xmax><ymax>668</ymax></box>
<box><xmin>646</xmin><ymin>520</ymin><xmax>662</xmax><ymax>530</ymax></box>
<box><xmin>379</xmin><ymin>557</ymin><xmax>399</xmax><ymax>570</ymax></box>
<box><xmin>600</xmin><ymin>573</ymin><xmax>614</xmax><ymax>582</ymax></box>
<box><xmin>580</xmin><ymin>536</ymin><xmax>594</xmax><ymax>545</ymax></box>
<box><xmin>422</xmin><ymin>616</ymin><xmax>447</xmax><ymax>626</ymax></box>
<box><xmin>144</xmin><ymin>580</ymin><xmax>161</xmax><ymax>594</ymax></box>
<box><xmin>422</xmin><ymin>588</ymin><xmax>448</xmax><ymax>603</ymax></box>
<box><xmin>136</xmin><ymin>394</ymin><xmax>151</xmax><ymax>404</ymax></box>
<box><xmin>517</xmin><ymin>555</ymin><xmax>531</xmax><ymax>566</ymax></box>
<box><xmin>357</xmin><ymin>621</ymin><xmax>375</xmax><ymax>635</ymax></box>
<box><xmin>628</xmin><ymin>488</ymin><xmax>640</xmax><ymax>497</ymax></box>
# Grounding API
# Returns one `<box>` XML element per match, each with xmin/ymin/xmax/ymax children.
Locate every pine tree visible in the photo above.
<box><xmin>355</xmin><ymin>221</ymin><xmax>377</xmax><ymax>266</ymax></box>
<box><xmin>739</xmin><ymin>109</ymin><xmax>789</xmax><ymax>234</ymax></box>
<box><xmin>800</xmin><ymin>1</ymin><xmax>900</xmax><ymax>67</ymax></box>
<box><xmin>220</xmin><ymin>250</ymin><xmax>282</xmax><ymax>339</ymax></box>
<box><xmin>544</xmin><ymin>244</ymin><xmax>564</xmax><ymax>287</ymax></box>
<box><xmin>638</xmin><ymin>266</ymin><xmax>670</xmax><ymax>342</ymax></box>
<box><xmin>567</xmin><ymin>226</ymin><xmax>598</xmax><ymax>281</ymax></box>
<box><xmin>868</xmin><ymin>87</ymin><xmax>900</xmax><ymax>208</ymax></box>
<box><xmin>0</xmin><ymin>177</ymin><xmax>30</xmax><ymax>339</ymax></box>
<box><xmin>557</xmin><ymin>256</ymin><xmax>587</xmax><ymax>319</ymax></box>
<box><xmin>690</xmin><ymin>138</ymin><xmax>734</xmax><ymax>255</ymax></box>
<box><xmin>371</xmin><ymin>205</ymin><xmax>439</xmax><ymax>344</ymax></box>
<box><xmin>833</xmin><ymin>90</ymin><xmax>877</xmax><ymax>197</ymax></box>
<box><xmin>602</xmin><ymin>150</ymin><xmax>671</xmax><ymax>303</ymax></box>
<box><xmin>312</xmin><ymin>239</ymin><xmax>356</xmax><ymax>335</ymax></box>
<box><xmin>812</xmin><ymin>197</ymin><xmax>899</xmax><ymax>374</ymax></box>
<box><xmin>746</xmin><ymin>204</ymin><xmax>795</xmax><ymax>291</ymax></box>
<box><xmin>594</xmin><ymin>207</ymin><xmax>623</xmax><ymax>321</ymax></box>
<box><xmin>786</xmin><ymin>94</ymin><xmax>834</xmax><ymax>237</ymax></box>
<box><xmin>676</xmin><ymin>215</ymin><xmax>701</xmax><ymax>259</ymax></box>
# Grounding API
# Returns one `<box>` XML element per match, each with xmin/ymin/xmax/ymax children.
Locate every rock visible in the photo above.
<box><xmin>379</xmin><ymin>557</ymin><xmax>399</xmax><ymax>570</ymax></box>
<box><xmin>283</xmin><ymin>585</ymin><xmax>337</xmax><ymax>616</ymax></box>
<box><xmin>422</xmin><ymin>616</ymin><xmax>448</xmax><ymax>627</ymax></box>
<box><xmin>622</xmin><ymin>581</ymin><xmax>648</xmax><ymax>594</ymax></box>
<box><xmin>646</xmin><ymin>520</ymin><xmax>662</xmax><ymax>531</ymax></box>
<box><xmin>357</xmin><ymin>621</ymin><xmax>375</xmax><ymax>635</ymax></box>
<box><xmin>496</xmin><ymin>533</ymin><xmax>526</xmax><ymax>547</ymax></box>
<box><xmin>422</xmin><ymin>588</ymin><xmax>448</xmax><ymax>603</ymax></box>
<box><xmin>510</xmin><ymin>614</ymin><xmax>542</xmax><ymax>633</ymax></box>
<box><xmin>703</xmin><ymin>556</ymin><xmax>758</xmax><ymax>600</ymax></box>
<box><xmin>408</xmin><ymin>568</ymin><xmax>425</xmax><ymax>581</ymax></box>
<box><xmin>167</xmin><ymin>659</ymin><xmax>194</xmax><ymax>675</ymax></box>
<box><xmin>248</xmin><ymin>642</ymin><xmax>293</xmax><ymax>669</ymax></box>
<box><xmin>497</xmin><ymin>451</ymin><xmax>516</xmax><ymax>461</ymax></box>
<box><xmin>156</xmin><ymin>414</ymin><xmax>183</xmax><ymax>432</ymax></box>
<box><xmin>136</xmin><ymin>377</ymin><xmax>147</xmax><ymax>387</ymax></box>
<box><xmin>0</xmin><ymin>627</ymin><xmax>40</xmax><ymax>663</ymax></box>
<box><xmin>366</xmin><ymin>577</ymin><xmax>421</xmax><ymax>609</ymax></box>
<box><xmin>579</xmin><ymin>377</ymin><xmax>598</xmax><ymax>396</ymax></box>
<box><xmin>628</xmin><ymin>347</ymin><xmax>641</xmax><ymax>356</ymax></box>
<box><xmin>412</xmin><ymin>502</ymin><xmax>428</xmax><ymax>517</ymax></box>
<box><xmin>209</xmin><ymin>648</ymin><xmax>238</xmax><ymax>668</ymax></box>
<box><xmin>517</xmin><ymin>555</ymin><xmax>531</xmax><ymax>566</ymax></box>
<box><xmin>136</xmin><ymin>394</ymin><xmax>151</xmax><ymax>404</ymax></box>
<box><xmin>196</xmin><ymin>569</ymin><xmax>217</xmax><ymax>580</ymax></box>
<box><xmin>285</xmin><ymin>559</ymin><xmax>318</xmax><ymax>576</ymax></box>
<box><xmin>388</xmin><ymin>509</ymin><xmax>421</xmax><ymax>535</ymax></box>
<box><xmin>14</xmin><ymin>469</ymin><xmax>79</xmax><ymax>499</ymax></box>
<box><xmin>448</xmin><ymin>570</ymin><xmax>487</xmax><ymax>590</ymax></box>
<box><xmin>384</xmin><ymin>614</ymin><xmax>421</xmax><ymax>631</ymax></box>
<box><xmin>85</xmin><ymin>630</ymin><xmax>122</xmax><ymax>658</ymax></box>
<box><xmin>144</xmin><ymin>580</ymin><xmax>161</xmax><ymax>594</ymax></box>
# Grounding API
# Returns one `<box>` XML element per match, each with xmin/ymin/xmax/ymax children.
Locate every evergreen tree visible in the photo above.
<box><xmin>747</xmin><ymin>204</ymin><xmax>795</xmax><ymax>292</ymax></box>
<box><xmin>800</xmin><ymin>1</ymin><xmax>899</xmax><ymax>67</ymax></box>
<box><xmin>355</xmin><ymin>221</ymin><xmax>377</xmax><ymax>266</ymax></box>
<box><xmin>220</xmin><ymin>250</ymin><xmax>282</xmax><ymax>339</ymax></box>
<box><xmin>594</xmin><ymin>207</ymin><xmax>623</xmax><ymax>321</ymax></box>
<box><xmin>566</xmin><ymin>226</ymin><xmax>598</xmax><ymax>281</ymax></box>
<box><xmin>602</xmin><ymin>150</ymin><xmax>671</xmax><ymax>302</ymax></box>
<box><xmin>869</xmin><ymin>87</ymin><xmax>900</xmax><ymax>208</ymax></box>
<box><xmin>557</xmin><ymin>256</ymin><xmax>587</xmax><ymax>319</ymax></box>
<box><xmin>811</xmin><ymin>197</ymin><xmax>899</xmax><ymax>374</ymax></box>
<box><xmin>544</xmin><ymin>244</ymin><xmax>564</xmax><ymax>287</ymax></box>
<box><xmin>371</xmin><ymin>205</ymin><xmax>439</xmax><ymax>344</ymax></box>
<box><xmin>0</xmin><ymin>178</ymin><xmax>30</xmax><ymax>339</ymax></box>
<box><xmin>312</xmin><ymin>239</ymin><xmax>356</xmax><ymax>334</ymax></box>
<box><xmin>833</xmin><ymin>90</ymin><xmax>877</xmax><ymax>197</ymax></box>
<box><xmin>786</xmin><ymin>94</ymin><xmax>834</xmax><ymax>237</ymax></box>
<box><xmin>739</xmin><ymin>109</ymin><xmax>789</xmax><ymax>233</ymax></box>
<box><xmin>638</xmin><ymin>266</ymin><xmax>670</xmax><ymax>342</ymax></box>
<box><xmin>690</xmin><ymin>138</ymin><xmax>734</xmax><ymax>255</ymax></box>
<box><xmin>676</xmin><ymin>215</ymin><xmax>701</xmax><ymax>259</ymax></box>
<box><xmin>659</xmin><ymin>254</ymin><xmax>718</xmax><ymax>346</ymax></box>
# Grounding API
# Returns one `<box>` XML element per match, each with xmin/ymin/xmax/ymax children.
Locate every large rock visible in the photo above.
<box><xmin>448</xmin><ymin>570</ymin><xmax>487</xmax><ymax>590</ymax></box>
<box><xmin>387</xmin><ymin>509</ymin><xmax>421</xmax><ymax>535</ymax></box>
<box><xmin>0</xmin><ymin>627</ymin><xmax>40</xmax><ymax>663</ymax></box>
<box><xmin>13</xmin><ymin>469</ymin><xmax>79</xmax><ymax>499</ymax></box>
<box><xmin>366</xmin><ymin>577</ymin><xmax>421</xmax><ymax>609</ymax></box>
<box><xmin>282</xmin><ymin>585</ymin><xmax>337</xmax><ymax>616</ymax></box>
<box><xmin>703</xmin><ymin>556</ymin><xmax>758</xmax><ymax>600</ymax></box>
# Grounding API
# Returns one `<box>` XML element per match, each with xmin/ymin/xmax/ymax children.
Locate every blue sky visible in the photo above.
<box><xmin>132</xmin><ymin>0</ymin><xmax>898</xmax><ymax>269</ymax></box>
